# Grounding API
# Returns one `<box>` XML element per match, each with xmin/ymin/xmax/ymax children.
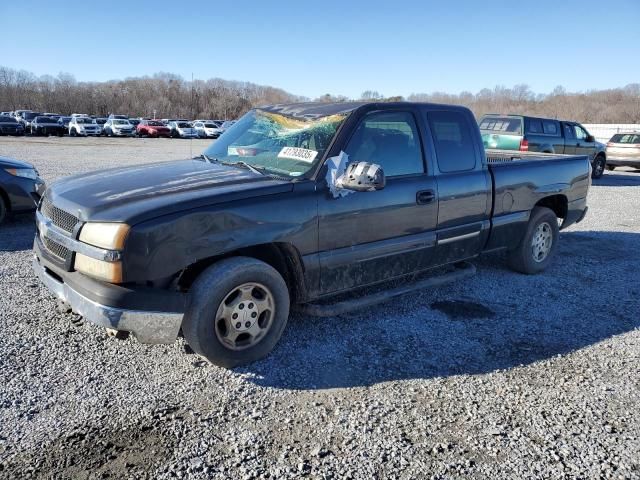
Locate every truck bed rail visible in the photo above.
<box><xmin>485</xmin><ymin>149</ymin><xmax>580</xmax><ymax>164</ymax></box>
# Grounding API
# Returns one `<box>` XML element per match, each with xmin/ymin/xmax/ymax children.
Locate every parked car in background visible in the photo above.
<box><xmin>193</xmin><ymin>121</ymin><xmax>223</xmax><ymax>138</ymax></box>
<box><xmin>108</xmin><ymin>114</ymin><xmax>129</xmax><ymax>120</ymax></box>
<box><xmin>71</xmin><ymin>113</ymin><xmax>90</xmax><ymax>118</ymax></box>
<box><xmin>479</xmin><ymin>114</ymin><xmax>607</xmax><ymax>178</ymax></box>
<box><xmin>128</xmin><ymin>118</ymin><xmax>140</xmax><ymax>130</ymax></box>
<box><xmin>168</xmin><ymin>121</ymin><xmax>198</xmax><ymax>138</ymax></box>
<box><xmin>605</xmin><ymin>132</ymin><xmax>640</xmax><ymax>171</ymax></box>
<box><xmin>14</xmin><ymin>110</ymin><xmax>33</xmax><ymax>123</ymax></box>
<box><xmin>136</xmin><ymin>119</ymin><xmax>171</xmax><ymax>138</ymax></box>
<box><xmin>104</xmin><ymin>119</ymin><xmax>134</xmax><ymax>137</ymax></box>
<box><xmin>69</xmin><ymin>116</ymin><xmax>101</xmax><ymax>136</ymax></box>
<box><xmin>0</xmin><ymin>156</ymin><xmax>45</xmax><ymax>225</ymax></box>
<box><xmin>0</xmin><ymin>116</ymin><xmax>25</xmax><ymax>136</ymax></box>
<box><xmin>30</xmin><ymin>116</ymin><xmax>66</xmax><ymax>136</ymax></box>
<box><xmin>93</xmin><ymin>118</ymin><xmax>107</xmax><ymax>135</ymax></box>
<box><xmin>57</xmin><ymin>116</ymin><xmax>72</xmax><ymax>133</ymax></box>
<box><xmin>20</xmin><ymin>111</ymin><xmax>42</xmax><ymax>133</ymax></box>
<box><xmin>221</xmin><ymin>120</ymin><xmax>236</xmax><ymax>131</ymax></box>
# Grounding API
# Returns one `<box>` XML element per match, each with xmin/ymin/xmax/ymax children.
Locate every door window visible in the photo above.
<box><xmin>427</xmin><ymin>110</ymin><xmax>476</xmax><ymax>172</ymax></box>
<box><xmin>344</xmin><ymin>111</ymin><xmax>424</xmax><ymax>177</ymax></box>
<box><xmin>574</xmin><ymin>125</ymin><xmax>588</xmax><ymax>141</ymax></box>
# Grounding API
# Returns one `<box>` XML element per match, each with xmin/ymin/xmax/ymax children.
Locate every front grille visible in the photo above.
<box><xmin>43</xmin><ymin>236</ymin><xmax>71</xmax><ymax>261</ymax></box>
<box><xmin>41</xmin><ymin>196</ymin><xmax>79</xmax><ymax>234</ymax></box>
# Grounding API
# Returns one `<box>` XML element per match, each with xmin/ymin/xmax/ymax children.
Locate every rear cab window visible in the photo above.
<box><xmin>526</xmin><ymin>118</ymin><xmax>544</xmax><ymax>134</ymax></box>
<box><xmin>427</xmin><ymin>110</ymin><xmax>477</xmax><ymax>173</ymax></box>
<box><xmin>542</xmin><ymin>120</ymin><xmax>560</xmax><ymax>135</ymax></box>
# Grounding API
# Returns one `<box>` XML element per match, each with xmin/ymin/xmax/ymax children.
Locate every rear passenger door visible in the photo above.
<box><xmin>561</xmin><ymin>123</ymin><xmax>577</xmax><ymax>154</ymax></box>
<box><xmin>423</xmin><ymin>109</ymin><xmax>492</xmax><ymax>265</ymax></box>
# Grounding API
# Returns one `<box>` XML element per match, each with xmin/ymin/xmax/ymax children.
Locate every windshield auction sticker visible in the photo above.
<box><xmin>277</xmin><ymin>147</ymin><xmax>318</xmax><ymax>163</ymax></box>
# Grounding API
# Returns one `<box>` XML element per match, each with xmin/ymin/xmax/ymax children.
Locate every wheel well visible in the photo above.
<box><xmin>536</xmin><ymin>194</ymin><xmax>567</xmax><ymax>219</ymax></box>
<box><xmin>177</xmin><ymin>243</ymin><xmax>307</xmax><ymax>303</ymax></box>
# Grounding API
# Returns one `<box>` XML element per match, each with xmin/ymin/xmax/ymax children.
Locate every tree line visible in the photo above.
<box><xmin>1</xmin><ymin>65</ymin><xmax>639</xmax><ymax>123</ymax></box>
<box><xmin>0</xmin><ymin>66</ymin><xmax>303</xmax><ymax>120</ymax></box>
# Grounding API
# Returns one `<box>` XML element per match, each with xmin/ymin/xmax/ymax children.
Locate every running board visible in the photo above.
<box><xmin>294</xmin><ymin>261</ymin><xmax>476</xmax><ymax>317</ymax></box>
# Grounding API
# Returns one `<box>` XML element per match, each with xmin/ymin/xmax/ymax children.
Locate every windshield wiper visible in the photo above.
<box><xmin>196</xmin><ymin>153</ymin><xmax>215</xmax><ymax>163</ymax></box>
<box><xmin>221</xmin><ymin>160</ymin><xmax>266</xmax><ymax>176</ymax></box>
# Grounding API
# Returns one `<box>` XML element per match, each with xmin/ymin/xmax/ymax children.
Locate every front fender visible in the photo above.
<box><xmin>121</xmin><ymin>191</ymin><xmax>318</xmax><ymax>282</ymax></box>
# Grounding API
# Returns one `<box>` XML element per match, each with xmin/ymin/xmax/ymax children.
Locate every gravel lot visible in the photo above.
<box><xmin>0</xmin><ymin>136</ymin><xmax>638</xmax><ymax>479</ymax></box>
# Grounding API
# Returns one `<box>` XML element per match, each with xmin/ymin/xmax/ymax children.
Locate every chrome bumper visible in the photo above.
<box><xmin>32</xmin><ymin>256</ymin><xmax>183</xmax><ymax>344</ymax></box>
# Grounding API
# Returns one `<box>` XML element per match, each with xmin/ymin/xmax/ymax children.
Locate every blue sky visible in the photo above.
<box><xmin>2</xmin><ymin>1</ymin><xmax>638</xmax><ymax>99</ymax></box>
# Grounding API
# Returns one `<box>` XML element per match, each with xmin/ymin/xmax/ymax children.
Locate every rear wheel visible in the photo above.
<box><xmin>507</xmin><ymin>207</ymin><xmax>559</xmax><ymax>274</ymax></box>
<box><xmin>606</xmin><ymin>165</ymin><xmax>616</xmax><ymax>171</ymax></box>
<box><xmin>591</xmin><ymin>155</ymin><xmax>606</xmax><ymax>179</ymax></box>
<box><xmin>182</xmin><ymin>257</ymin><xmax>290</xmax><ymax>368</ymax></box>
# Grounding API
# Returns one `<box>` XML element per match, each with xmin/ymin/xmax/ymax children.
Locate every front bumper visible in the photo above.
<box><xmin>32</xmin><ymin>246</ymin><xmax>185</xmax><ymax>344</ymax></box>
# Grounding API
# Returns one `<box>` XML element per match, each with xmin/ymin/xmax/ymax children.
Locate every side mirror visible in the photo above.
<box><xmin>586</xmin><ymin>134</ymin><xmax>595</xmax><ymax>143</ymax></box>
<box><xmin>338</xmin><ymin>161</ymin><xmax>385</xmax><ymax>192</ymax></box>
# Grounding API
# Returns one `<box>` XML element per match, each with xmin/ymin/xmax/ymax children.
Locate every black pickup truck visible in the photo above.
<box><xmin>33</xmin><ymin>102</ymin><xmax>590</xmax><ymax>367</ymax></box>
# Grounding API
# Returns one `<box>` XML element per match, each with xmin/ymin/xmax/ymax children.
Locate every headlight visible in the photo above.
<box><xmin>74</xmin><ymin>253</ymin><xmax>123</xmax><ymax>283</ymax></box>
<box><xmin>79</xmin><ymin>222</ymin><xmax>130</xmax><ymax>250</ymax></box>
<box><xmin>4</xmin><ymin>168</ymin><xmax>38</xmax><ymax>180</ymax></box>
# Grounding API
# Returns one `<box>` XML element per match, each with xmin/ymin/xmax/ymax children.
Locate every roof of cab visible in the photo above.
<box><xmin>259</xmin><ymin>101</ymin><xmax>473</xmax><ymax>119</ymax></box>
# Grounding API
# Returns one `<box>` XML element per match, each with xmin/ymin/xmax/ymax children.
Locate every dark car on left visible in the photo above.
<box><xmin>30</xmin><ymin>116</ymin><xmax>66</xmax><ymax>136</ymax></box>
<box><xmin>0</xmin><ymin>115</ymin><xmax>25</xmax><ymax>136</ymax></box>
<box><xmin>0</xmin><ymin>156</ymin><xmax>45</xmax><ymax>225</ymax></box>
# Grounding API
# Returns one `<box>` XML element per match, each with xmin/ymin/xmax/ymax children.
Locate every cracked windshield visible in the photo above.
<box><xmin>203</xmin><ymin>109</ymin><xmax>347</xmax><ymax>177</ymax></box>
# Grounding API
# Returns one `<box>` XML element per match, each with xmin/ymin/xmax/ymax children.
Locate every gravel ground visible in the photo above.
<box><xmin>0</xmin><ymin>136</ymin><xmax>638</xmax><ymax>479</ymax></box>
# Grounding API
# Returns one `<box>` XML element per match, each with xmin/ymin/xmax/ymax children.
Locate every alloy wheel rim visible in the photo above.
<box><xmin>214</xmin><ymin>282</ymin><xmax>275</xmax><ymax>351</ymax></box>
<box><xmin>531</xmin><ymin>222</ymin><xmax>553</xmax><ymax>263</ymax></box>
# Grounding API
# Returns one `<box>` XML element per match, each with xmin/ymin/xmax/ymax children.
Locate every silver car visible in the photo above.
<box><xmin>606</xmin><ymin>132</ymin><xmax>640</xmax><ymax>171</ymax></box>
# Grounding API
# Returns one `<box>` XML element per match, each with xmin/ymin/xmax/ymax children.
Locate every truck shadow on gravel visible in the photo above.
<box><xmin>241</xmin><ymin>230</ymin><xmax>640</xmax><ymax>390</ymax></box>
<box><xmin>0</xmin><ymin>214</ymin><xmax>35</xmax><ymax>252</ymax></box>
<box><xmin>594</xmin><ymin>171</ymin><xmax>640</xmax><ymax>187</ymax></box>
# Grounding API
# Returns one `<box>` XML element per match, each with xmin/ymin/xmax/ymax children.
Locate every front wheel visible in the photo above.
<box><xmin>507</xmin><ymin>207</ymin><xmax>559</xmax><ymax>274</ymax></box>
<box><xmin>606</xmin><ymin>164</ymin><xmax>616</xmax><ymax>171</ymax></box>
<box><xmin>592</xmin><ymin>155</ymin><xmax>606</xmax><ymax>179</ymax></box>
<box><xmin>182</xmin><ymin>257</ymin><xmax>290</xmax><ymax>368</ymax></box>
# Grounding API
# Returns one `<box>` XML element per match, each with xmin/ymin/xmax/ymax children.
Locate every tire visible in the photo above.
<box><xmin>182</xmin><ymin>257</ymin><xmax>290</xmax><ymax>368</ymax></box>
<box><xmin>606</xmin><ymin>165</ymin><xmax>616</xmax><ymax>171</ymax></box>
<box><xmin>591</xmin><ymin>155</ymin><xmax>606</xmax><ymax>179</ymax></box>
<box><xmin>70</xmin><ymin>128</ymin><xmax>77</xmax><ymax>137</ymax></box>
<box><xmin>507</xmin><ymin>206</ymin><xmax>559</xmax><ymax>275</ymax></box>
<box><xmin>0</xmin><ymin>195</ymin><xmax>7</xmax><ymax>226</ymax></box>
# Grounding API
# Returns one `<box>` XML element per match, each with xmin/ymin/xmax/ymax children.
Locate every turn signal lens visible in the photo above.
<box><xmin>74</xmin><ymin>254</ymin><xmax>123</xmax><ymax>283</ymax></box>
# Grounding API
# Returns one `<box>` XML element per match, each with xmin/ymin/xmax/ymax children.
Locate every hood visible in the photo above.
<box><xmin>0</xmin><ymin>156</ymin><xmax>34</xmax><ymax>169</ymax></box>
<box><xmin>46</xmin><ymin>159</ymin><xmax>292</xmax><ymax>224</ymax></box>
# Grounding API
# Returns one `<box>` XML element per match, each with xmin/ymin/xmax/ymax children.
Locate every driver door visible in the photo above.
<box><xmin>317</xmin><ymin>109</ymin><xmax>438</xmax><ymax>295</ymax></box>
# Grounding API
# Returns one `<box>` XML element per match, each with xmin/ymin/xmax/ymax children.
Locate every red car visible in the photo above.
<box><xmin>137</xmin><ymin>120</ymin><xmax>171</xmax><ymax>138</ymax></box>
